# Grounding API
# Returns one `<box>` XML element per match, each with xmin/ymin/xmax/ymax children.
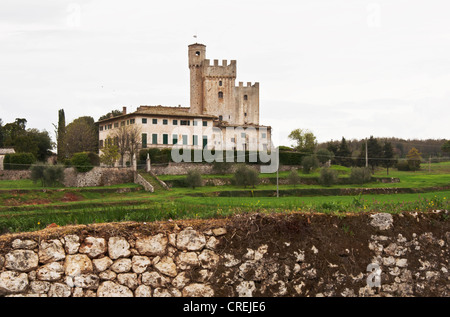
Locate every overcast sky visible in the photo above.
<box><xmin>1</xmin><ymin>0</ymin><xmax>449</xmax><ymax>148</ymax></box>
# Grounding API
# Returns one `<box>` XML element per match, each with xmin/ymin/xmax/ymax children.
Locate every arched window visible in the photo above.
<box><xmin>244</xmin><ymin>95</ymin><xmax>248</xmax><ymax>100</ymax></box>
<box><xmin>218</xmin><ymin>91</ymin><xmax>223</xmax><ymax>99</ymax></box>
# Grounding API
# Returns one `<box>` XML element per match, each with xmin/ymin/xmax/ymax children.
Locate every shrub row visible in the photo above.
<box><xmin>3</xmin><ymin>153</ymin><xmax>36</xmax><ymax>170</ymax></box>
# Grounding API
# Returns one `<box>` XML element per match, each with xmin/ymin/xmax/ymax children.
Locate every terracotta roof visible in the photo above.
<box><xmin>97</xmin><ymin>106</ymin><xmax>216</xmax><ymax>123</ymax></box>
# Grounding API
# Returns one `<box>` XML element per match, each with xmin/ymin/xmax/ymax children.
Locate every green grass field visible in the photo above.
<box><xmin>0</xmin><ymin>162</ymin><xmax>449</xmax><ymax>234</ymax></box>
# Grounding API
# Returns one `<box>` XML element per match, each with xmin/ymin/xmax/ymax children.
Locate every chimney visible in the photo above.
<box><xmin>123</xmin><ymin>107</ymin><xmax>127</xmax><ymax>115</ymax></box>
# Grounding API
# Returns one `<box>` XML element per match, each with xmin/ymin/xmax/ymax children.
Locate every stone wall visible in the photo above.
<box><xmin>0</xmin><ymin>212</ymin><xmax>448</xmax><ymax>297</ymax></box>
<box><xmin>63</xmin><ymin>167</ymin><xmax>135</xmax><ymax>187</ymax></box>
<box><xmin>150</xmin><ymin>163</ymin><xmax>294</xmax><ymax>176</ymax></box>
<box><xmin>0</xmin><ymin>170</ymin><xmax>31</xmax><ymax>181</ymax></box>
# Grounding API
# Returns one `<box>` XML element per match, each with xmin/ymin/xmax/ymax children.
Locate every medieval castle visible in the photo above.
<box><xmin>97</xmin><ymin>43</ymin><xmax>271</xmax><ymax>161</ymax></box>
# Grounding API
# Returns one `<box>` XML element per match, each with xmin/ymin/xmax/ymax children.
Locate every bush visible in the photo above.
<box><xmin>233</xmin><ymin>164</ymin><xmax>260</xmax><ymax>188</ymax></box>
<box><xmin>316</xmin><ymin>148</ymin><xmax>334</xmax><ymax>164</ymax></box>
<box><xmin>86</xmin><ymin>152</ymin><xmax>100</xmax><ymax>166</ymax></box>
<box><xmin>30</xmin><ymin>163</ymin><xmax>65</xmax><ymax>187</ymax></box>
<box><xmin>301</xmin><ymin>155</ymin><xmax>319</xmax><ymax>174</ymax></box>
<box><xmin>287</xmin><ymin>169</ymin><xmax>302</xmax><ymax>187</ymax></box>
<box><xmin>349</xmin><ymin>167</ymin><xmax>372</xmax><ymax>185</ymax></box>
<box><xmin>4</xmin><ymin>153</ymin><xmax>36</xmax><ymax>170</ymax></box>
<box><xmin>71</xmin><ymin>152</ymin><xmax>94</xmax><ymax>173</ymax></box>
<box><xmin>185</xmin><ymin>169</ymin><xmax>203</xmax><ymax>189</ymax></box>
<box><xmin>396</xmin><ymin>160</ymin><xmax>410</xmax><ymax>171</ymax></box>
<box><xmin>319</xmin><ymin>167</ymin><xmax>337</xmax><ymax>187</ymax></box>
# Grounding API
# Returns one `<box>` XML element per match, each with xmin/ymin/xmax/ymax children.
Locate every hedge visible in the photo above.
<box><xmin>71</xmin><ymin>152</ymin><xmax>94</xmax><ymax>173</ymax></box>
<box><xmin>3</xmin><ymin>153</ymin><xmax>36</xmax><ymax>170</ymax></box>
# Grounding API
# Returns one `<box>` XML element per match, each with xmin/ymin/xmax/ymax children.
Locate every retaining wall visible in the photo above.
<box><xmin>0</xmin><ymin>212</ymin><xmax>448</xmax><ymax>297</ymax></box>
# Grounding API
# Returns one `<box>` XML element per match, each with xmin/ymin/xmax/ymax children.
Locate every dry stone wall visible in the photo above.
<box><xmin>0</xmin><ymin>212</ymin><xmax>448</xmax><ymax>297</ymax></box>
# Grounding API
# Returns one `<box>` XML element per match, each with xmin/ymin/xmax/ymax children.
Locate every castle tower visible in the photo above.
<box><xmin>188</xmin><ymin>43</ymin><xmax>206</xmax><ymax>114</ymax></box>
<box><xmin>188</xmin><ymin>43</ymin><xmax>258</xmax><ymax>126</ymax></box>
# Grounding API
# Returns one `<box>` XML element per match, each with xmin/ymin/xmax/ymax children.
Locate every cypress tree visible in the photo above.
<box><xmin>57</xmin><ymin>109</ymin><xmax>66</xmax><ymax>162</ymax></box>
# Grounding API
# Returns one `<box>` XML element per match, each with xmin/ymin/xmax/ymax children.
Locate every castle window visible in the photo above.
<box><xmin>152</xmin><ymin>118</ymin><xmax>157</xmax><ymax>124</ymax></box>
<box><xmin>218</xmin><ymin>92</ymin><xmax>223</xmax><ymax>99</ymax></box>
<box><xmin>142</xmin><ymin>118</ymin><xmax>147</xmax><ymax>124</ymax></box>
<box><xmin>99</xmin><ymin>126</ymin><xmax>103</xmax><ymax>131</ymax></box>
<box><xmin>152</xmin><ymin>134</ymin><xmax>158</xmax><ymax>145</ymax></box>
<box><xmin>173</xmin><ymin>120</ymin><xmax>178</xmax><ymax>125</ymax></box>
<box><xmin>219</xmin><ymin>81</ymin><xmax>223</xmax><ymax>86</ymax></box>
<box><xmin>195</xmin><ymin>51</ymin><xmax>200</xmax><ymax>56</ymax></box>
<box><xmin>163</xmin><ymin>134</ymin><xmax>168</xmax><ymax>145</ymax></box>
<box><xmin>202</xmin><ymin>121</ymin><xmax>207</xmax><ymax>127</ymax></box>
<box><xmin>193</xmin><ymin>120</ymin><xmax>198</xmax><ymax>126</ymax></box>
<box><xmin>172</xmin><ymin>134</ymin><xmax>178</xmax><ymax>145</ymax></box>
<box><xmin>114</xmin><ymin>122</ymin><xmax>119</xmax><ymax>128</ymax></box>
<box><xmin>262</xmin><ymin>133</ymin><xmax>267</xmax><ymax>139</ymax></box>
<box><xmin>193</xmin><ymin>135</ymin><xmax>198</xmax><ymax>146</ymax></box>
<box><xmin>180</xmin><ymin>120</ymin><xmax>190</xmax><ymax>126</ymax></box>
<box><xmin>244</xmin><ymin>113</ymin><xmax>247</xmax><ymax>117</ymax></box>
<box><xmin>219</xmin><ymin>115</ymin><xmax>223</xmax><ymax>121</ymax></box>
<box><xmin>244</xmin><ymin>95</ymin><xmax>248</xmax><ymax>100</ymax></box>
<box><xmin>163</xmin><ymin>119</ymin><xmax>168</xmax><ymax>125</ymax></box>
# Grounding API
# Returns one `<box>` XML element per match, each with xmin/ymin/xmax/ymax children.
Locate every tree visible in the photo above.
<box><xmin>319</xmin><ymin>167</ymin><xmax>338</xmax><ymax>187</ymax></box>
<box><xmin>288</xmin><ymin>129</ymin><xmax>317</xmax><ymax>155</ymax></box>
<box><xmin>357</xmin><ymin>136</ymin><xmax>382</xmax><ymax>173</ymax></box>
<box><xmin>335</xmin><ymin>137</ymin><xmax>353</xmax><ymax>167</ymax></box>
<box><xmin>109</xmin><ymin>124</ymin><xmax>141</xmax><ymax>167</ymax></box>
<box><xmin>381</xmin><ymin>141</ymin><xmax>396</xmax><ymax>175</ymax></box>
<box><xmin>406</xmin><ymin>147</ymin><xmax>422</xmax><ymax>171</ymax></box>
<box><xmin>71</xmin><ymin>152</ymin><xmax>94</xmax><ymax>173</ymax></box>
<box><xmin>127</xmin><ymin>125</ymin><xmax>141</xmax><ymax>167</ymax></box>
<box><xmin>100</xmin><ymin>138</ymin><xmax>120</xmax><ymax>167</ymax></box>
<box><xmin>315</xmin><ymin>148</ymin><xmax>334</xmax><ymax>165</ymax></box>
<box><xmin>30</xmin><ymin>163</ymin><xmax>64</xmax><ymax>187</ymax></box>
<box><xmin>2</xmin><ymin>118</ymin><xmax>27</xmax><ymax>146</ymax></box>
<box><xmin>14</xmin><ymin>128</ymin><xmax>53</xmax><ymax>161</ymax></box>
<box><xmin>350</xmin><ymin>167</ymin><xmax>372</xmax><ymax>185</ymax></box>
<box><xmin>185</xmin><ymin>169</ymin><xmax>203</xmax><ymax>189</ymax></box>
<box><xmin>442</xmin><ymin>140</ymin><xmax>450</xmax><ymax>156</ymax></box>
<box><xmin>56</xmin><ymin>109</ymin><xmax>66</xmax><ymax>162</ymax></box>
<box><xmin>301</xmin><ymin>155</ymin><xmax>319</xmax><ymax>174</ymax></box>
<box><xmin>287</xmin><ymin>169</ymin><xmax>302</xmax><ymax>187</ymax></box>
<box><xmin>98</xmin><ymin>109</ymin><xmax>123</xmax><ymax>121</ymax></box>
<box><xmin>0</xmin><ymin>119</ymin><xmax>4</xmax><ymax>148</ymax></box>
<box><xmin>233</xmin><ymin>164</ymin><xmax>260</xmax><ymax>188</ymax></box>
<box><xmin>64</xmin><ymin>116</ymin><xmax>98</xmax><ymax>158</ymax></box>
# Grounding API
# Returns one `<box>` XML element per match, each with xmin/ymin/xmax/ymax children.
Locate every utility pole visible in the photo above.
<box><xmin>365</xmin><ymin>138</ymin><xmax>368</xmax><ymax>168</ymax></box>
<box><xmin>276</xmin><ymin>167</ymin><xmax>279</xmax><ymax>198</ymax></box>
